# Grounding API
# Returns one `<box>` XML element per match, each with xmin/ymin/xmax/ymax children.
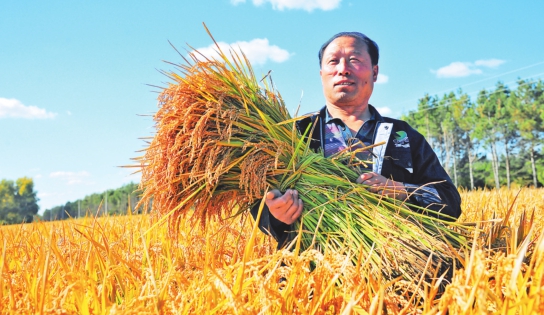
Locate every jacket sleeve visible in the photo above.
<box><xmin>405</xmin><ymin>127</ymin><xmax>462</xmax><ymax>221</ymax></box>
<box><xmin>249</xmin><ymin>202</ymin><xmax>293</xmax><ymax>249</ymax></box>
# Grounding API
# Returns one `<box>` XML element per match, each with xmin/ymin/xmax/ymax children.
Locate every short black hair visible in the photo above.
<box><xmin>318</xmin><ymin>32</ymin><xmax>379</xmax><ymax>67</ymax></box>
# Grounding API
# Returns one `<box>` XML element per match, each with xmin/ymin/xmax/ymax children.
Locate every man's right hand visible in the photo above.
<box><xmin>266</xmin><ymin>189</ymin><xmax>303</xmax><ymax>224</ymax></box>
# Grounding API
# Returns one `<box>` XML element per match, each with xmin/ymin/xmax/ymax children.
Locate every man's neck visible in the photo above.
<box><xmin>328</xmin><ymin>101</ymin><xmax>370</xmax><ymax>119</ymax></box>
<box><xmin>326</xmin><ymin>103</ymin><xmax>371</xmax><ymax>135</ymax></box>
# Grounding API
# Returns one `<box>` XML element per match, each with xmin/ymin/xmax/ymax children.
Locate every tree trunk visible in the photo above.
<box><xmin>442</xmin><ymin>123</ymin><xmax>451</xmax><ymax>175</ymax></box>
<box><xmin>467</xmin><ymin>138</ymin><xmax>475</xmax><ymax>190</ymax></box>
<box><xmin>453</xmin><ymin>147</ymin><xmax>458</xmax><ymax>187</ymax></box>
<box><xmin>491</xmin><ymin>142</ymin><xmax>500</xmax><ymax>189</ymax></box>
<box><xmin>504</xmin><ymin>139</ymin><xmax>511</xmax><ymax>189</ymax></box>
<box><xmin>530</xmin><ymin>141</ymin><xmax>538</xmax><ymax>187</ymax></box>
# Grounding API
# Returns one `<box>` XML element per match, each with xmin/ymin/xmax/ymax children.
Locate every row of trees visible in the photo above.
<box><xmin>0</xmin><ymin>179</ymin><xmax>143</xmax><ymax>224</ymax></box>
<box><xmin>42</xmin><ymin>182</ymin><xmax>144</xmax><ymax>221</ymax></box>
<box><xmin>0</xmin><ymin>177</ymin><xmax>39</xmax><ymax>224</ymax></box>
<box><xmin>402</xmin><ymin>78</ymin><xmax>544</xmax><ymax>189</ymax></box>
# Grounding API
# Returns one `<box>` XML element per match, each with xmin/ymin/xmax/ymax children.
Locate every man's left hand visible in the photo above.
<box><xmin>356</xmin><ymin>172</ymin><xmax>408</xmax><ymax>200</ymax></box>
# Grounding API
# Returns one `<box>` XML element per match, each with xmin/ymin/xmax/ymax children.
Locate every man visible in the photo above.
<box><xmin>251</xmin><ymin>32</ymin><xmax>461</xmax><ymax>249</ymax></box>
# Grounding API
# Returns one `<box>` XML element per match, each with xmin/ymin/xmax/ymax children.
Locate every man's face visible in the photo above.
<box><xmin>320</xmin><ymin>36</ymin><xmax>378</xmax><ymax>109</ymax></box>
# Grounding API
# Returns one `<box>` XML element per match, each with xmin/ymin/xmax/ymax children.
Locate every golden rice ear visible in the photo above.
<box><xmin>138</xmin><ymin>34</ymin><xmax>295</xmax><ymax>231</ymax></box>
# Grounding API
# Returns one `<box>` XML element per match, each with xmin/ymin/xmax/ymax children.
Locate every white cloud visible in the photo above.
<box><xmin>474</xmin><ymin>59</ymin><xmax>506</xmax><ymax>68</ymax></box>
<box><xmin>433</xmin><ymin>62</ymin><xmax>482</xmax><ymax>78</ymax></box>
<box><xmin>432</xmin><ymin>59</ymin><xmax>506</xmax><ymax>78</ymax></box>
<box><xmin>232</xmin><ymin>0</ymin><xmax>341</xmax><ymax>11</ymax></box>
<box><xmin>191</xmin><ymin>38</ymin><xmax>292</xmax><ymax>65</ymax></box>
<box><xmin>50</xmin><ymin>171</ymin><xmax>91</xmax><ymax>185</ymax></box>
<box><xmin>0</xmin><ymin>98</ymin><xmax>57</xmax><ymax>119</ymax></box>
<box><xmin>375</xmin><ymin>107</ymin><xmax>392</xmax><ymax>116</ymax></box>
<box><xmin>375</xmin><ymin>73</ymin><xmax>389</xmax><ymax>84</ymax></box>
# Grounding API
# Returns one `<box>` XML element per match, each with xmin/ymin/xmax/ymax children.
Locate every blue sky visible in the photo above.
<box><xmin>1</xmin><ymin>0</ymin><xmax>543</xmax><ymax>213</ymax></box>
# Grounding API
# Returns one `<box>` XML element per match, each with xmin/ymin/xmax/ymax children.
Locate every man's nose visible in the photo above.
<box><xmin>337</xmin><ymin>59</ymin><xmax>350</xmax><ymax>75</ymax></box>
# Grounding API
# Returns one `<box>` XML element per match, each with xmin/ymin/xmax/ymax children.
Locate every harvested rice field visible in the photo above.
<box><xmin>1</xmin><ymin>187</ymin><xmax>543</xmax><ymax>314</ymax></box>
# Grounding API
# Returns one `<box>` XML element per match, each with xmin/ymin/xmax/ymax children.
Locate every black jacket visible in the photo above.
<box><xmin>251</xmin><ymin>105</ymin><xmax>462</xmax><ymax>249</ymax></box>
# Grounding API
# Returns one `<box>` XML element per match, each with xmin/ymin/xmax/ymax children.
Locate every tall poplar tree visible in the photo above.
<box><xmin>451</xmin><ymin>91</ymin><xmax>477</xmax><ymax>189</ymax></box>
<box><xmin>492</xmin><ymin>83</ymin><xmax>516</xmax><ymax>189</ymax></box>
<box><xmin>511</xmin><ymin>79</ymin><xmax>544</xmax><ymax>187</ymax></box>
<box><xmin>475</xmin><ymin>87</ymin><xmax>501</xmax><ymax>189</ymax></box>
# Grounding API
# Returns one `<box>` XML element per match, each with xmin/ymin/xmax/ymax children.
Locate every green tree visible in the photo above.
<box><xmin>474</xmin><ymin>84</ymin><xmax>506</xmax><ymax>189</ymax></box>
<box><xmin>15</xmin><ymin>177</ymin><xmax>39</xmax><ymax>222</ymax></box>
<box><xmin>537</xmin><ymin>157</ymin><xmax>544</xmax><ymax>185</ymax></box>
<box><xmin>437</xmin><ymin>91</ymin><xmax>469</xmax><ymax>186</ymax></box>
<box><xmin>0</xmin><ymin>179</ymin><xmax>17</xmax><ymax>224</ymax></box>
<box><xmin>407</xmin><ymin>94</ymin><xmax>441</xmax><ymax>151</ymax></box>
<box><xmin>0</xmin><ymin>177</ymin><xmax>39</xmax><ymax>224</ymax></box>
<box><xmin>497</xmin><ymin>84</ymin><xmax>518</xmax><ymax>189</ymax></box>
<box><xmin>511</xmin><ymin>78</ymin><xmax>544</xmax><ymax>187</ymax></box>
<box><xmin>451</xmin><ymin>91</ymin><xmax>479</xmax><ymax>189</ymax></box>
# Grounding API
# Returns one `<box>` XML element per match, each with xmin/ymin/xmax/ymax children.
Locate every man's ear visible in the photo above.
<box><xmin>373</xmin><ymin>65</ymin><xmax>379</xmax><ymax>82</ymax></box>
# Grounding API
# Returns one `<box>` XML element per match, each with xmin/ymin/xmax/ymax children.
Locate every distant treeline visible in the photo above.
<box><xmin>42</xmin><ymin>182</ymin><xmax>146</xmax><ymax>221</ymax></box>
<box><xmin>401</xmin><ymin>78</ymin><xmax>544</xmax><ymax>189</ymax></box>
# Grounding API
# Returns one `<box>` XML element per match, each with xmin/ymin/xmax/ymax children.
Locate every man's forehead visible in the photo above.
<box><xmin>323</xmin><ymin>48</ymin><xmax>366</xmax><ymax>55</ymax></box>
<box><xmin>323</xmin><ymin>37</ymin><xmax>368</xmax><ymax>55</ymax></box>
<box><xmin>322</xmin><ymin>46</ymin><xmax>368</xmax><ymax>57</ymax></box>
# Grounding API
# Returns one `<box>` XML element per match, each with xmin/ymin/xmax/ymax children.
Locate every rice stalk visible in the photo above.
<box><xmin>137</xmin><ymin>27</ymin><xmax>468</xmax><ymax>284</ymax></box>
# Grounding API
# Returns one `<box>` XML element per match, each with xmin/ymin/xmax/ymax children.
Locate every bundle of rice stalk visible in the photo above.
<box><xmin>138</xmin><ymin>31</ymin><xmax>467</xmax><ymax>283</ymax></box>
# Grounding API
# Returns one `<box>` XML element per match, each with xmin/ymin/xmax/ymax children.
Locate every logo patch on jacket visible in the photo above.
<box><xmin>393</xmin><ymin>131</ymin><xmax>410</xmax><ymax>148</ymax></box>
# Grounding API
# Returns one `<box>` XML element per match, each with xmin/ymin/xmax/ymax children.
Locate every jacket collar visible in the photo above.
<box><xmin>318</xmin><ymin>104</ymin><xmax>384</xmax><ymax>123</ymax></box>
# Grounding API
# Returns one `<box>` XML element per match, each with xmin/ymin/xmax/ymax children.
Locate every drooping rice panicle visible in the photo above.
<box><xmin>137</xmin><ymin>30</ymin><xmax>469</xmax><ymax>283</ymax></box>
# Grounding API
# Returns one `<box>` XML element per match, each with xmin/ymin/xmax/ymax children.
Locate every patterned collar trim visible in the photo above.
<box><xmin>324</xmin><ymin>104</ymin><xmax>379</xmax><ymax>124</ymax></box>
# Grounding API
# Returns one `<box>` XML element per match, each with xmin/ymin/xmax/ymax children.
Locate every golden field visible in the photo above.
<box><xmin>1</xmin><ymin>187</ymin><xmax>543</xmax><ymax>314</ymax></box>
